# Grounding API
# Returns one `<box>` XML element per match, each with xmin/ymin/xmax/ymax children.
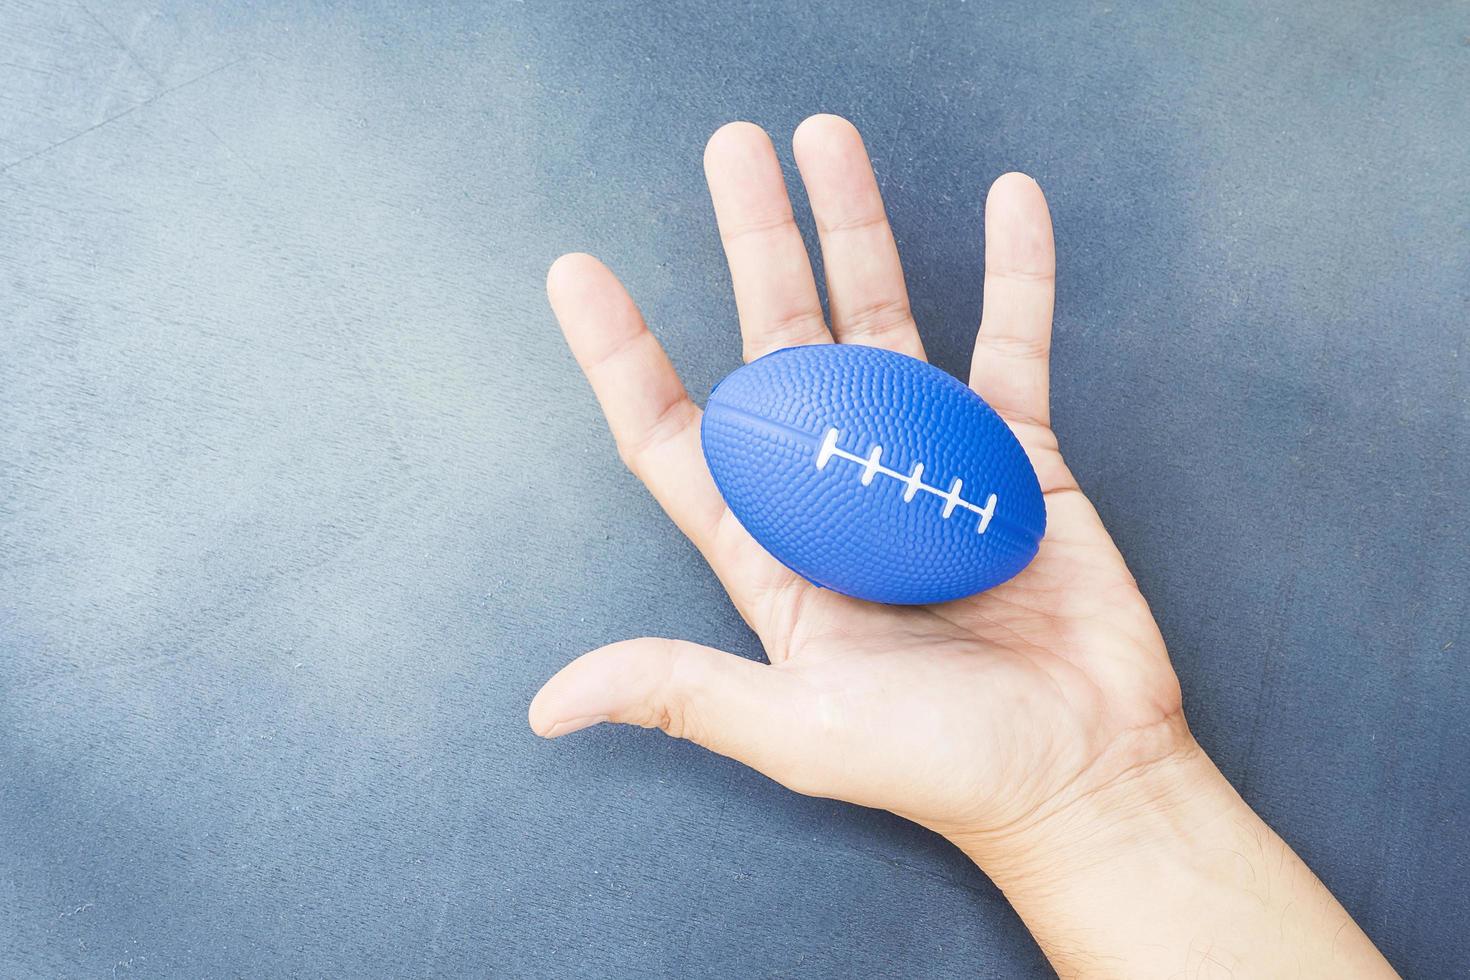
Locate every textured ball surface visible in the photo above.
<box><xmin>701</xmin><ymin>344</ymin><xmax>1046</xmax><ymax>605</ymax></box>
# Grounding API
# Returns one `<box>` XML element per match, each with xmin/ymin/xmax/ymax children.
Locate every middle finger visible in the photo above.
<box><xmin>793</xmin><ymin>114</ymin><xmax>925</xmax><ymax>360</ymax></box>
<box><xmin>705</xmin><ymin>122</ymin><xmax>833</xmax><ymax>362</ymax></box>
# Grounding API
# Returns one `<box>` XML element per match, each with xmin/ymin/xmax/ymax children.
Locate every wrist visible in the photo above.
<box><xmin>948</xmin><ymin>719</ymin><xmax>1229</xmax><ymax>896</ymax></box>
<box><xmin>946</xmin><ymin>722</ymin><xmax>1396</xmax><ymax>978</ymax></box>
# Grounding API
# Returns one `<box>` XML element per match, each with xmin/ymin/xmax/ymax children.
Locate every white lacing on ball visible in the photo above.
<box><xmin>814</xmin><ymin>427</ymin><xmax>998</xmax><ymax>534</ymax></box>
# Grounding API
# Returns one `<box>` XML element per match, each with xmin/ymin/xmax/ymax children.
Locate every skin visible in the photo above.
<box><xmin>528</xmin><ymin>114</ymin><xmax>1398</xmax><ymax>978</ymax></box>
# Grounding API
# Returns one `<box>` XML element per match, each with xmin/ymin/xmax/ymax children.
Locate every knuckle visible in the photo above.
<box><xmin>977</xmin><ymin>331</ymin><xmax>1049</xmax><ymax>360</ymax></box>
<box><xmin>653</xmin><ymin>702</ymin><xmax>686</xmax><ymax>739</ymax></box>
<box><xmin>820</xmin><ymin>211</ymin><xmax>887</xmax><ymax>236</ymax></box>
<box><xmin>582</xmin><ymin>328</ymin><xmax>645</xmax><ymax>377</ymax></box>
<box><xmin>986</xmin><ymin>266</ymin><xmax>1056</xmax><ymax>284</ymax></box>
<box><xmin>746</xmin><ymin>310</ymin><xmax>828</xmax><ymax>359</ymax></box>
<box><xmin>720</xmin><ymin>210</ymin><xmax>797</xmax><ymax>246</ymax></box>
<box><xmin>650</xmin><ymin>641</ymin><xmax>697</xmax><ymax>741</ymax></box>
<box><xmin>838</xmin><ymin>297</ymin><xmax>915</xmax><ymax>340</ymax></box>
<box><xmin>616</xmin><ymin>398</ymin><xmax>699</xmax><ymax>475</ymax></box>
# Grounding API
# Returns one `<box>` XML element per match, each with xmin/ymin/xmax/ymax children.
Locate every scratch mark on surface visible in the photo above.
<box><xmin>0</xmin><ymin>61</ymin><xmax>58</xmax><ymax>76</ymax></box>
<box><xmin>0</xmin><ymin>56</ymin><xmax>247</xmax><ymax>175</ymax></box>
<box><xmin>13</xmin><ymin>476</ymin><xmax>432</xmax><ymax>694</ymax></box>
<box><xmin>326</xmin><ymin>294</ymin><xmax>414</xmax><ymax>473</ymax></box>
<box><xmin>200</xmin><ymin>121</ymin><xmax>263</xmax><ymax>179</ymax></box>
<box><xmin>889</xmin><ymin>0</ymin><xmax>937</xmax><ymax>158</ymax></box>
<box><xmin>1237</xmin><ymin>567</ymin><xmax>1296</xmax><ymax>801</ymax></box>
<box><xmin>76</xmin><ymin>3</ymin><xmax>264</xmax><ymax>179</ymax></box>
<box><xmin>672</xmin><ymin>777</ymin><xmax>737</xmax><ymax>969</ymax></box>
<box><xmin>79</xmin><ymin>2</ymin><xmax>163</xmax><ymax>86</ymax></box>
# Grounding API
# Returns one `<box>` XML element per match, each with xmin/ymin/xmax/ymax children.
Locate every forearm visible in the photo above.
<box><xmin>951</xmin><ymin>738</ymin><xmax>1397</xmax><ymax>978</ymax></box>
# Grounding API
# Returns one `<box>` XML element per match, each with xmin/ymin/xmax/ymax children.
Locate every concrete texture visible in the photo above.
<box><xmin>1</xmin><ymin>1</ymin><xmax>1466</xmax><ymax>976</ymax></box>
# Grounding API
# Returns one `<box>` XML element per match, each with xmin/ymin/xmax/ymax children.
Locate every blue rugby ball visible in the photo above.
<box><xmin>701</xmin><ymin>344</ymin><xmax>1045</xmax><ymax>605</ymax></box>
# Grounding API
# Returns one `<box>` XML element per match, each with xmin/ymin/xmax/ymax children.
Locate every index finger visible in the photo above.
<box><xmin>546</xmin><ymin>252</ymin><xmax>798</xmax><ymax>632</ymax></box>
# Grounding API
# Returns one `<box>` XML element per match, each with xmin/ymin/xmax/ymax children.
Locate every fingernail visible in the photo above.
<box><xmin>541</xmin><ymin>714</ymin><xmax>610</xmax><ymax>738</ymax></box>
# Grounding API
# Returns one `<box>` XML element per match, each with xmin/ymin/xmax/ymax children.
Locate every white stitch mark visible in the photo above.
<box><xmin>815</xmin><ymin>427</ymin><xmax>998</xmax><ymax>533</ymax></box>
<box><xmin>816</xmin><ymin>427</ymin><xmax>841</xmax><ymax>470</ymax></box>
<box><xmin>902</xmin><ymin>462</ymin><xmax>924</xmax><ymax>502</ymax></box>
<box><xmin>942</xmin><ymin>477</ymin><xmax>965</xmax><ymax>518</ymax></box>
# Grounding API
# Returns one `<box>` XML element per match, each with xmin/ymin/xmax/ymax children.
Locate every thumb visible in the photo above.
<box><xmin>528</xmin><ymin>637</ymin><xmax>815</xmax><ymax>783</ymax></box>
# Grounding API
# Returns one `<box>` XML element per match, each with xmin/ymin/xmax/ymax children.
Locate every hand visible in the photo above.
<box><xmin>530</xmin><ymin>115</ymin><xmax>1395</xmax><ymax>977</ymax></box>
<box><xmin>530</xmin><ymin>114</ymin><xmax>1183</xmax><ymax>844</ymax></box>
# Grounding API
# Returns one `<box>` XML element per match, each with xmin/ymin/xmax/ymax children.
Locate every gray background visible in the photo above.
<box><xmin>2</xmin><ymin>1</ymin><xmax>1467</xmax><ymax>977</ymax></box>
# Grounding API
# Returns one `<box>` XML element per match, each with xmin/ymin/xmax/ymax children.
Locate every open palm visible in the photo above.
<box><xmin>531</xmin><ymin>115</ymin><xmax>1187</xmax><ymax>849</ymax></box>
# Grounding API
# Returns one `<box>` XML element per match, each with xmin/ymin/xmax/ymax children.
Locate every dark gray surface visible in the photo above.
<box><xmin>2</xmin><ymin>2</ymin><xmax>1466</xmax><ymax>977</ymax></box>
